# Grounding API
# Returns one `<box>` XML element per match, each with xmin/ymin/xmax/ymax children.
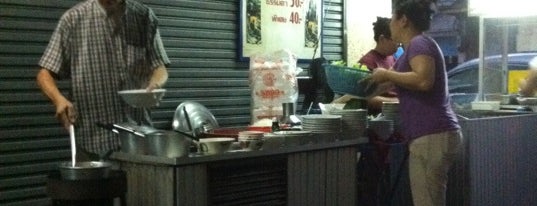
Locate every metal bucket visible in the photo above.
<box><xmin>58</xmin><ymin>161</ymin><xmax>112</xmax><ymax>180</ymax></box>
<box><xmin>116</xmin><ymin>123</ymin><xmax>156</xmax><ymax>155</ymax></box>
<box><xmin>97</xmin><ymin>122</ymin><xmax>156</xmax><ymax>155</ymax></box>
<box><xmin>145</xmin><ymin>130</ymin><xmax>192</xmax><ymax>158</ymax></box>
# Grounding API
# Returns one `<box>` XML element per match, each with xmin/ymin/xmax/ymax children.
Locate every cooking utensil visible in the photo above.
<box><xmin>172</xmin><ymin>101</ymin><xmax>219</xmax><ymax>135</ymax></box>
<box><xmin>183</xmin><ymin>106</ymin><xmax>194</xmax><ymax>133</ymax></box>
<box><xmin>96</xmin><ymin>122</ymin><xmax>196</xmax><ymax>157</ymax></box>
<box><xmin>145</xmin><ymin>130</ymin><xmax>192</xmax><ymax>158</ymax></box>
<box><xmin>58</xmin><ymin>161</ymin><xmax>112</xmax><ymax>180</ymax></box>
<box><xmin>96</xmin><ymin>122</ymin><xmax>155</xmax><ymax>155</ymax></box>
<box><xmin>198</xmin><ymin>137</ymin><xmax>235</xmax><ymax>154</ymax></box>
<box><xmin>69</xmin><ymin>124</ymin><xmax>76</xmax><ymax>167</ymax></box>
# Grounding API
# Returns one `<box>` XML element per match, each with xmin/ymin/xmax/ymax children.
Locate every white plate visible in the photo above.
<box><xmin>118</xmin><ymin>89</ymin><xmax>166</xmax><ymax>108</ymax></box>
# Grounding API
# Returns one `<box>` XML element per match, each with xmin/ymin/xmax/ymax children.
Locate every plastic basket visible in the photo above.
<box><xmin>323</xmin><ymin>64</ymin><xmax>376</xmax><ymax>97</ymax></box>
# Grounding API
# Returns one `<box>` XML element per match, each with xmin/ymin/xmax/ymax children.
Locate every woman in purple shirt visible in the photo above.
<box><xmin>369</xmin><ymin>0</ymin><xmax>462</xmax><ymax>205</ymax></box>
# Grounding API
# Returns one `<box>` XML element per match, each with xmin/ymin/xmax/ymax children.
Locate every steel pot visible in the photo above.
<box><xmin>145</xmin><ymin>130</ymin><xmax>193</xmax><ymax>158</ymax></box>
<box><xmin>58</xmin><ymin>161</ymin><xmax>112</xmax><ymax>180</ymax></box>
<box><xmin>96</xmin><ymin>122</ymin><xmax>157</xmax><ymax>155</ymax></box>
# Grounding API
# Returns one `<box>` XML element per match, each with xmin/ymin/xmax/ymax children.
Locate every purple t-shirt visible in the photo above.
<box><xmin>393</xmin><ymin>35</ymin><xmax>460</xmax><ymax>139</ymax></box>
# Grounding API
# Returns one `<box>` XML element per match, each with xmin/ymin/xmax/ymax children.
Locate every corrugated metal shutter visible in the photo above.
<box><xmin>0</xmin><ymin>0</ymin><xmax>344</xmax><ymax>205</ymax></box>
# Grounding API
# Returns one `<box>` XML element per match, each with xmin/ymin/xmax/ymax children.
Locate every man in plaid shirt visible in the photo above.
<box><xmin>36</xmin><ymin>0</ymin><xmax>170</xmax><ymax>159</ymax></box>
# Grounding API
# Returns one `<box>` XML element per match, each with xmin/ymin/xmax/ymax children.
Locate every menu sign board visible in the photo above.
<box><xmin>240</xmin><ymin>0</ymin><xmax>323</xmax><ymax>61</ymax></box>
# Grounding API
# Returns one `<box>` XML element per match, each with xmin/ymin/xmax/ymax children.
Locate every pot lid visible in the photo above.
<box><xmin>172</xmin><ymin>101</ymin><xmax>219</xmax><ymax>136</ymax></box>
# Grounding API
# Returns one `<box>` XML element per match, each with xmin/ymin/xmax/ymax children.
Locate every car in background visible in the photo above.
<box><xmin>447</xmin><ymin>52</ymin><xmax>537</xmax><ymax>94</ymax></box>
<box><xmin>447</xmin><ymin>52</ymin><xmax>537</xmax><ymax>108</ymax></box>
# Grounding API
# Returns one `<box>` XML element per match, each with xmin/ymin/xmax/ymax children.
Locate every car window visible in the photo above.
<box><xmin>448</xmin><ymin>65</ymin><xmax>478</xmax><ymax>93</ymax></box>
<box><xmin>448</xmin><ymin>62</ymin><xmax>529</xmax><ymax>94</ymax></box>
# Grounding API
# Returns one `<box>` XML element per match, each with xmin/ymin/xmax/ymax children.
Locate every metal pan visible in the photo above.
<box><xmin>96</xmin><ymin>122</ymin><xmax>155</xmax><ymax>155</ymax></box>
<box><xmin>58</xmin><ymin>161</ymin><xmax>112</xmax><ymax>180</ymax></box>
<box><xmin>97</xmin><ymin>122</ymin><xmax>198</xmax><ymax>158</ymax></box>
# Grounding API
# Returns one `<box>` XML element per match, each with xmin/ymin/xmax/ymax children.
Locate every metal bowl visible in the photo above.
<box><xmin>118</xmin><ymin>89</ymin><xmax>166</xmax><ymax>108</ymax></box>
<box><xmin>58</xmin><ymin>161</ymin><xmax>112</xmax><ymax>180</ymax></box>
<box><xmin>198</xmin><ymin>137</ymin><xmax>235</xmax><ymax>154</ymax></box>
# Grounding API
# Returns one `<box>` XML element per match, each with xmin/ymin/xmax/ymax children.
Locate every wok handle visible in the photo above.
<box><xmin>174</xmin><ymin>129</ymin><xmax>199</xmax><ymax>142</ymax></box>
<box><xmin>96</xmin><ymin>122</ymin><xmax>117</xmax><ymax>133</ymax></box>
<box><xmin>183</xmin><ymin>106</ymin><xmax>193</xmax><ymax>132</ymax></box>
<box><xmin>112</xmin><ymin>124</ymin><xmax>146</xmax><ymax>138</ymax></box>
<box><xmin>95</xmin><ymin>122</ymin><xmax>145</xmax><ymax>138</ymax></box>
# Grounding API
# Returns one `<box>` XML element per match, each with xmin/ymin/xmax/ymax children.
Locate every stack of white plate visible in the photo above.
<box><xmin>301</xmin><ymin>114</ymin><xmax>342</xmax><ymax>134</ymax></box>
<box><xmin>329</xmin><ymin>109</ymin><xmax>368</xmax><ymax>140</ymax></box>
<box><xmin>381</xmin><ymin>102</ymin><xmax>400</xmax><ymax>129</ymax></box>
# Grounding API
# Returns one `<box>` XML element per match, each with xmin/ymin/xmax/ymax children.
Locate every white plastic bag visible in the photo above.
<box><xmin>249</xmin><ymin>49</ymin><xmax>302</xmax><ymax>123</ymax></box>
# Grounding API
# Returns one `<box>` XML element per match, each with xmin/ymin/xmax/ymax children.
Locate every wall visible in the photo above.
<box><xmin>0</xmin><ymin>0</ymin><xmax>345</xmax><ymax>205</ymax></box>
<box><xmin>345</xmin><ymin>0</ymin><xmax>391</xmax><ymax>65</ymax></box>
<box><xmin>516</xmin><ymin>18</ymin><xmax>537</xmax><ymax>52</ymax></box>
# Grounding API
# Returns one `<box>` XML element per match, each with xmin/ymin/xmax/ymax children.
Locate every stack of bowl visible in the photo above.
<box><xmin>238</xmin><ymin>131</ymin><xmax>264</xmax><ymax>151</ymax></box>
<box><xmin>382</xmin><ymin>102</ymin><xmax>400</xmax><ymax>129</ymax></box>
<box><xmin>368</xmin><ymin>119</ymin><xmax>394</xmax><ymax>141</ymax></box>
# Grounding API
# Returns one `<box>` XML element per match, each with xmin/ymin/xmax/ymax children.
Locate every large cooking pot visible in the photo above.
<box><xmin>145</xmin><ymin>130</ymin><xmax>192</xmax><ymax>158</ymax></box>
<box><xmin>97</xmin><ymin>122</ymin><xmax>196</xmax><ymax>158</ymax></box>
<box><xmin>97</xmin><ymin>122</ymin><xmax>156</xmax><ymax>155</ymax></box>
<box><xmin>58</xmin><ymin>161</ymin><xmax>112</xmax><ymax>180</ymax></box>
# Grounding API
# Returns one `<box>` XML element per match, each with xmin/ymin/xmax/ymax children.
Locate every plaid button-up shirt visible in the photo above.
<box><xmin>39</xmin><ymin>0</ymin><xmax>170</xmax><ymax>154</ymax></box>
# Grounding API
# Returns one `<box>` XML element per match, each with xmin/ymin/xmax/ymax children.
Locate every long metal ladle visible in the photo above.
<box><xmin>69</xmin><ymin>124</ymin><xmax>76</xmax><ymax>167</ymax></box>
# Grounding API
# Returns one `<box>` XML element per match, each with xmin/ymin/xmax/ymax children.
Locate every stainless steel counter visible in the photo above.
<box><xmin>112</xmin><ymin>137</ymin><xmax>368</xmax><ymax>206</ymax></box>
<box><xmin>111</xmin><ymin>137</ymin><xmax>368</xmax><ymax>166</ymax></box>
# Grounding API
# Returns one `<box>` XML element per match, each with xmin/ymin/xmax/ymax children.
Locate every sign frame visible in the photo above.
<box><xmin>238</xmin><ymin>0</ymin><xmax>323</xmax><ymax>62</ymax></box>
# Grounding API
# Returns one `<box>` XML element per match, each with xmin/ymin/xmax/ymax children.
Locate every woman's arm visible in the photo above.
<box><xmin>370</xmin><ymin>54</ymin><xmax>435</xmax><ymax>92</ymax></box>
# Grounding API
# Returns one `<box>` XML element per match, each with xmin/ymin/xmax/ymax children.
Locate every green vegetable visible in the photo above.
<box><xmin>331</xmin><ymin>60</ymin><xmax>368</xmax><ymax>71</ymax></box>
<box><xmin>343</xmin><ymin>98</ymin><xmax>366</xmax><ymax>109</ymax></box>
<box><xmin>331</xmin><ymin>60</ymin><xmax>346</xmax><ymax>66</ymax></box>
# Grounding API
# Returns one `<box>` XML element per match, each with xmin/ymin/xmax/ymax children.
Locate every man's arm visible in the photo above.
<box><xmin>146</xmin><ymin>65</ymin><xmax>168</xmax><ymax>91</ymax></box>
<box><xmin>36</xmin><ymin>68</ymin><xmax>76</xmax><ymax>130</ymax></box>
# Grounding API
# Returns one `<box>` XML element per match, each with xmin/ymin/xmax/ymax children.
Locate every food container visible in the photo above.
<box><xmin>145</xmin><ymin>130</ymin><xmax>192</xmax><ymax>158</ymax></box>
<box><xmin>323</xmin><ymin>64</ymin><xmax>376</xmax><ymax>97</ymax></box>
<box><xmin>198</xmin><ymin>137</ymin><xmax>235</xmax><ymax>154</ymax></box>
<box><xmin>58</xmin><ymin>161</ymin><xmax>112</xmax><ymax>180</ymax></box>
<box><xmin>96</xmin><ymin>122</ymin><xmax>156</xmax><ymax>155</ymax></box>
